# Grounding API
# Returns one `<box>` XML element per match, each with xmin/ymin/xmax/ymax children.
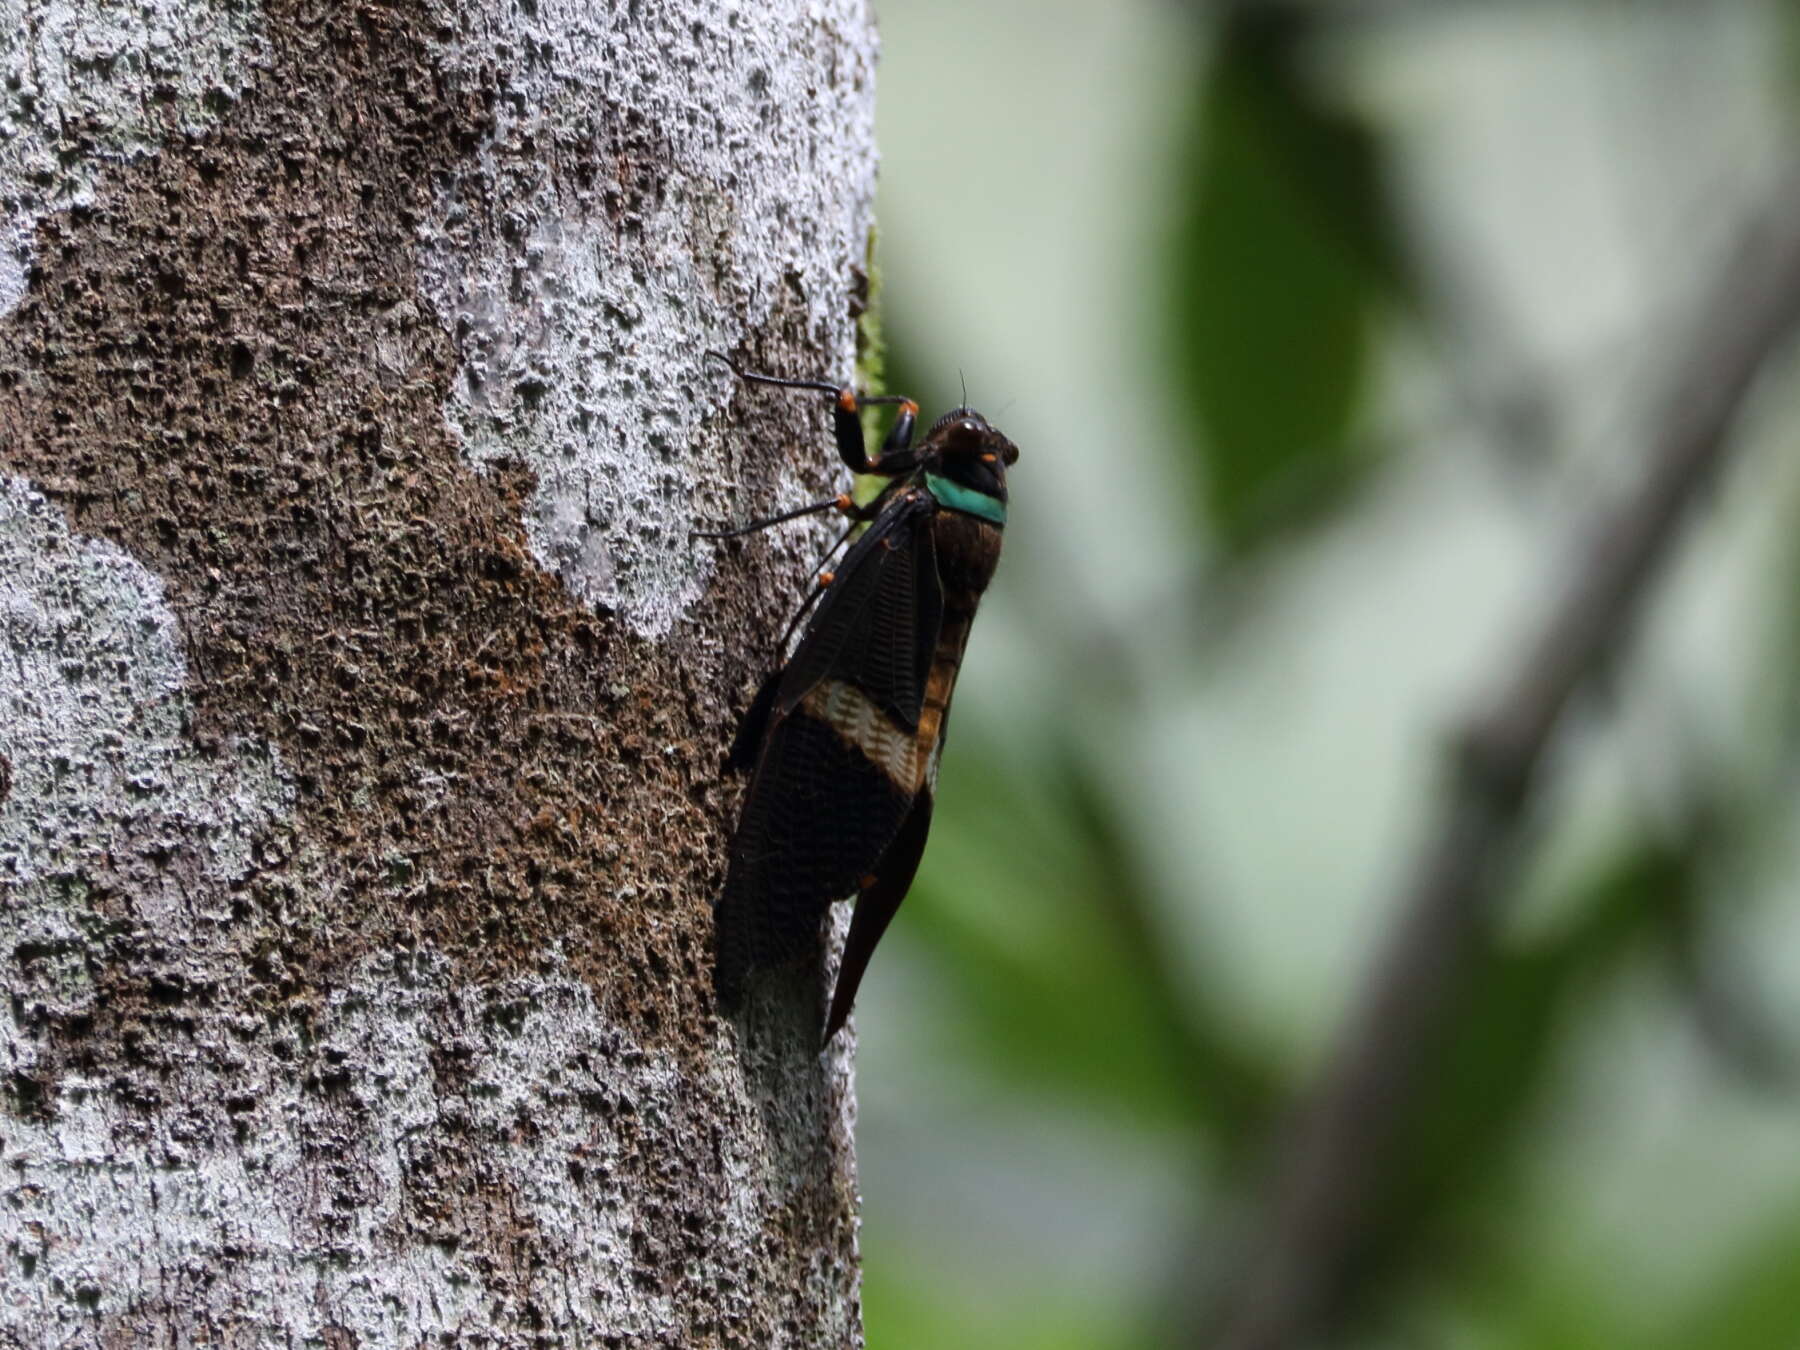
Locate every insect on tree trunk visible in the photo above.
<box><xmin>0</xmin><ymin>0</ymin><xmax>878</xmax><ymax>1343</ymax></box>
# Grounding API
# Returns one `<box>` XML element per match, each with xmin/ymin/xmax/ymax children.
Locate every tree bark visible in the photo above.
<box><xmin>0</xmin><ymin>1</ymin><xmax>877</xmax><ymax>1344</ymax></box>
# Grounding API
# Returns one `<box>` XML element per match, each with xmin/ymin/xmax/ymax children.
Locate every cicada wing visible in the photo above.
<box><xmin>824</xmin><ymin>791</ymin><xmax>933</xmax><ymax>1042</ymax></box>
<box><xmin>725</xmin><ymin>664</ymin><xmax>782</xmax><ymax>773</ymax></box>
<box><xmin>714</xmin><ymin>711</ymin><xmax>917</xmax><ymax>1009</ymax></box>
<box><xmin>714</xmin><ymin>495</ymin><xmax>944</xmax><ymax>1011</ymax></box>
<box><xmin>774</xmin><ymin>492</ymin><xmax>942</xmax><ymax>730</ymax></box>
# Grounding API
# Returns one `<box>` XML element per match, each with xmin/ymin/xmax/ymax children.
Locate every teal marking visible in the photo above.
<box><xmin>925</xmin><ymin>473</ymin><xmax>1006</xmax><ymax>526</ymax></box>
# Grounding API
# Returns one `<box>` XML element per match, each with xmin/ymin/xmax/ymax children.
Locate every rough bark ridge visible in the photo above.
<box><xmin>0</xmin><ymin>0</ymin><xmax>877</xmax><ymax>1344</ymax></box>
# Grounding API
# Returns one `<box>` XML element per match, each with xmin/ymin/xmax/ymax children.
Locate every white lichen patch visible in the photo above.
<box><xmin>0</xmin><ymin>477</ymin><xmax>291</xmax><ymax>890</ymax></box>
<box><xmin>0</xmin><ymin>944</ymin><xmax>859</xmax><ymax>1345</ymax></box>
<box><xmin>0</xmin><ymin>0</ymin><xmax>268</xmax><ymax>312</ymax></box>
<box><xmin>418</xmin><ymin>0</ymin><xmax>878</xmax><ymax>638</ymax></box>
<box><xmin>0</xmin><ymin>474</ymin><xmax>293</xmax><ymax>1033</ymax></box>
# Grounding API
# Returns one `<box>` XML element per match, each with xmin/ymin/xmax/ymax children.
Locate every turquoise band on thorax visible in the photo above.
<box><xmin>924</xmin><ymin>473</ymin><xmax>1007</xmax><ymax>526</ymax></box>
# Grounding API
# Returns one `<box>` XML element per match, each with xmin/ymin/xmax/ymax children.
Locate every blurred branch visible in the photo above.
<box><xmin>1214</xmin><ymin>169</ymin><xmax>1800</xmax><ymax>1350</ymax></box>
<box><xmin>1050</xmin><ymin>737</ymin><xmax>1277</xmax><ymax>1147</ymax></box>
<box><xmin>1661</xmin><ymin>787</ymin><xmax>1800</xmax><ymax>1093</ymax></box>
<box><xmin>1671</xmin><ymin>897</ymin><xmax>1800</xmax><ymax>1092</ymax></box>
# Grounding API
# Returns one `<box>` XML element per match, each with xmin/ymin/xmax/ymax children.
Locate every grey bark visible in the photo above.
<box><xmin>0</xmin><ymin>0</ymin><xmax>878</xmax><ymax>1345</ymax></box>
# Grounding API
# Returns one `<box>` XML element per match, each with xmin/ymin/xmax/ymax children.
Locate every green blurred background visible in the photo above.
<box><xmin>853</xmin><ymin>2</ymin><xmax>1800</xmax><ymax>1347</ymax></box>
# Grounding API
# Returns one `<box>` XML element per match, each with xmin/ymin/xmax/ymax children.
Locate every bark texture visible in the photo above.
<box><xmin>0</xmin><ymin>0</ymin><xmax>878</xmax><ymax>1344</ymax></box>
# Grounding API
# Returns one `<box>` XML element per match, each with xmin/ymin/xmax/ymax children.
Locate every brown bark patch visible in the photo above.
<box><xmin>0</xmin><ymin>3</ymin><xmax>755</xmax><ymax>1083</ymax></box>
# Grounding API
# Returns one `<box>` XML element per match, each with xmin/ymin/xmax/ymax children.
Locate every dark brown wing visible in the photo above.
<box><xmin>713</xmin><ymin>492</ymin><xmax>944</xmax><ymax>1012</ymax></box>
<box><xmin>824</xmin><ymin>791</ymin><xmax>933</xmax><ymax>1041</ymax></box>
<box><xmin>773</xmin><ymin>490</ymin><xmax>942</xmax><ymax>729</ymax></box>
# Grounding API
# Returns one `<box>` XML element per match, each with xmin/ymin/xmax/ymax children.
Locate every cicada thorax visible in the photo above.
<box><xmin>927</xmin><ymin>506</ymin><xmax>1005</xmax><ymax>605</ymax></box>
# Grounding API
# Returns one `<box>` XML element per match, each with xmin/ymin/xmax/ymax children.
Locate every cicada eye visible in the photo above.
<box><xmin>960</xmin><ymin>419</ymin><xmax>978</xmax><ymax>435</ymax></box>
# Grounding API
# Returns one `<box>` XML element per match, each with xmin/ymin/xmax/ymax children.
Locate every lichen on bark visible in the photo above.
<box><xmin>0</xmin><ymin>0</ymin><xmax>879</xmax><ymax>1344</ymax></box>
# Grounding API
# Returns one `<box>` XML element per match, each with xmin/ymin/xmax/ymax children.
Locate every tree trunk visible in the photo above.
<box><xmin>0</xmin><ymin>1</ymin><xmax>877</xmax><ymax>1344</ymax></box>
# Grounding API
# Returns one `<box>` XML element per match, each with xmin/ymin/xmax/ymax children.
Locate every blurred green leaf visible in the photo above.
<box><xmin>904</xmin><ymin>726</ymin><xmax>1279</xmax><ymax>1142</ymax></box>
<box><xmin>1771</xmin><ymin>462</ymin><xmax>1800</xmax><ymax>745</ymax></box>
<box><xmin>1781</xmin><ymin>5</ymin><xmax>1800</xmax><ymax>114</ymax></box>
<box><xmin>1043</xmin><ymin>732</ymin><xmax>1277</xmax><ymax>1150</ymax></box>
<box><xmin>864</xmin><ymin>1238</ymin><xmax>1148</xmax><ymax>1350</ymax></box>
<box><xmin>1168</xmin><ymin>7</ymin><xmax>1402</xmax><ymax>553</ymax></box>
<box><xmin>1340</xmin><ymin>833</ymin><xmax>1698</xmax><ymax>1332</ymax></box>
<box><xmin>1460</xmin><ymin>1275</ymin><xmax>1627</xmax><ymax>1350</ymax></box>
<box><xmin>1655</xmin><ymin>1201</ymin><xmax>1800</xmax><ymax>1350</ymax></box>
